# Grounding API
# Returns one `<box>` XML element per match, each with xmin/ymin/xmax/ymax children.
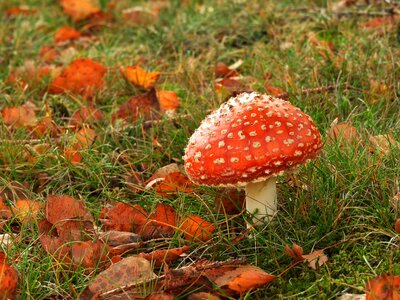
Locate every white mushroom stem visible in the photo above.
<box><xmin>245</xmin><ymin>177</ymin><xmax>277</xmax><ymax>225</ymax></box>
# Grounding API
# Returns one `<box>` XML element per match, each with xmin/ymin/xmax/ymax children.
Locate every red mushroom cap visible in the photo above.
<box><xmin>184</xmin><ymin>92</ymin><xmax>323</xmax><ymax>186</ymax></box>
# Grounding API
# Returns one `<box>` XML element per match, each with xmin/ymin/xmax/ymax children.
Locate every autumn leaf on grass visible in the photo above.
<box><xmin>122</xmin><ymin>65</ymin><xmax>160</xmax><ymax>89</ymax></box>
<box><xmin>215</xmin><ymin>62</ymin><xmax>239</xmax><ymax>79</ymax></box>
<box><xmin>48</xmin><ymin>58</ymin><xmax>106</xmax><ymax>99</ymax></box>
<box><xmin>139</xmin><ymin>245</ymin><xmax>190</xmax><ymax>267</ymax></box>
<box><xmin>285</xmin><ymin>243</ymin><xmax>328</xmax><ymax>269</ymax></box>
<box><xmin>6</xmin><ymin>6</ymin><xmax>37</xmax><ymax>16</ymax></box>
<box><xmin>99</xmin><ymin>203</ymin><xmax>148</xmax><ymax>232</ymax></box>
<box><xmin>69</xmin><ymin>106</ymin><xmax>104</xmax><ymax>129</ymax></box>
<box><xmin>59</xmin><ymin>0</ymin><xmax>101</xmax><ymax>22</ymax></box>
<box><xmin>369</xmin><ymin>134</ymin><xmax>399</xmax><ymax>155</ymax></box>
<box><xmin>157</xmin><ymin>90</ymin><xmax>180</xmax><ymax>111</ymax></box>
<box><xmin>141</xmin><ymin>203</ymin><xmax>177</xmax><ymax>238</ymax></box>
<box><xmin>31</xmin><ymin>116</ymin><xmax>60</xmax><ymax>138</ymax></box>
<box><xmin>71</xmin><ymin>240</ymin><xmax>109</xmax><ymax>270</ymax></box>
<box><xmin>112</xmin><ymin>88</ymin><xmax>160</xmax><ymax>123</ymax></box>
<box><xmin>54</xmin><ymin>26</ymin><xmax>82</xmax><ymax>43</ymax></box>
<box><xmin>82</xmin><ymin>256</ymin><xmax>156</xmax><ymax>298</ymax></box>
<box><xmin>328</xmin><ymin>121</ymin><xmax>361</xmax><ymax>150</ymax></box>
<box><xmin>64</xmin><ymin>127</ymin><xmax>97</xmax><ymax>164</ymax></box>
<box><xmin>1</xmin><ymin>104</ymin><xmax>37</xmax><ymax>128</ymax></box>
<box><xmin>12</xmin><ymin>199</ymin><xmax>41</xmax><ymax>224</ymax></box>
<box><xmin>308</xmin><ymin>32</ymin><xmax>335</xmax><ymax>59</ymax></box>
<box><xmin>0</xmin><ymin>252</ymin><xmax>18</xmax><ymax>299</ymax></box>
<box><xmin>366</xmin><ymin>274</ymin><xmax>400</xmax><ymax>300</ymax></box>
<box><xmin>154</xmin><ymin>172</ymin><xmax>193</xmax><ymax>197</ymax></box>
<box><xmin>179</xmin><ymin>215</ymin><xmax>215</xmax><ymax>242</ymax></box>
<box><xmin>361</xmin><ymin>16</ymin><xmax>398</xmax><ymax>30</ymax></box>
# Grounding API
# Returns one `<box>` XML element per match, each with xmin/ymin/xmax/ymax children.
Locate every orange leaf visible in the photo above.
<box><xmin>213</xmin><ymin>265</ymin><xmax>276</xmax><ymax>294</ymax></box>
<box><xmin>361</xmin><ymin>16</ymin><xmax>397</xmax><ymax>29</ymax></box>
<box><xmin>69</xmin><ymin>106</ymin><xmax>104</xmax><ymax>129</ymax></box>
<box><xmin>54</xmin><ymin>26</ymin><xmax>82</xmax><ymax>43</ymax></box>
<box><xmin>139</xmin><ymin>245</ymin><xmax>190</xmax><ymax>267</ymax></box>
<box><xmin>59</xmin><ymin>0</ymin><xmax>101</xmax><ymax>22</ymax></box>
<box><xmin>122</xmin><ymin>65</ymin><xmax>160</xmax><ymax>89</ymax></box>
<box><xmin>180</xmin><ymin>215</ymin><xmax>215</xmax><ymax>242</ymax></box>
<box><xmin>215</xmin><ymin>62</ymin><xmax>239</xmax><ymax>78</ymax></box>
<box><xmin>39</xmin><ymin>46</ymin><xmax>60</xmax><ymax>63</ymax></box>
<box><xmin>99</xmin><ymin>203</ymin><xmax>148</xmax><ymax>232</ymax></box>
<box><xmin>0</xmin><ymin>252</ymin><xmax>18</xmax><ymax>299</ymax></box>
<box><xmin>31</xmin><ymin>116</ymin><xmax>59</xmax><ymax>138</ymax></box>
<box><xmin>141</xmin><ymin>203</ymin><xmax>177</xmax><ymax>238</ymax></box>
<box><xmin>155</xmin><ymin>172</ymin><xmax>193</xmax><ymax>197</ymax></box>
<box><xmin>157</xmin><ymin>90</ymin><xmax>180</xmax><ymax>111</ymax></box>
<box><xmin>71</xmin><ymin>240</ymin><xmax>109</xmax><ymax>270</ymax></box>
<box><xmin>75</xmin><ymin>127</ymin><xmax>97</xmax><ymax>148</ymax></box>
<box><xmin>285</xmin><ymin>243</ymin><xmax>328</xmax><ymax>269</ymax></box>
<box><xmin>1</xmin><ymin>104</ymin><xmax>37</xmax><ymax>128</ymax></box>
<box><xmin>328</xmin><ymin>121</ymin><xmax>360</xmax><ymax>148</ymax></box>
<box><xmin>12</xmin><ymin>199</ymin><xmax>41</xmax><ymax>224</ymax></box>
<box><xmin>48</xmin><ymin>58</ymin><xmax>106</xmax><ymax>99</ymax></box>
<box><xmin>6</xmin><ymin>6</ymin><xmax>37</xmax><ymax>16</ymax></box>
<box><xmin>395</xmin><ymin>219</ymin><xmax>400</xmax><ymax>234</ymax></box>
<box><xmin>112</xmin><ymin>89</ymin><xmax>160</xmax><ymax>123</ymax></box>
<box><xmin>366</xmin><ymin>274</ymin><xmax>400</xmax><ymax>300</ymax></box>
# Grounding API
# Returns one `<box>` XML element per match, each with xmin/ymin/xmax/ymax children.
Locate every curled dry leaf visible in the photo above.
<box><xmin>154</xmin><ymin>172</ymin><xmax>193</xmax><ymax>197</ymax></box>
<box><xmin>157</xmin><ymin>90</ymin><xmax>180</xmax><ymax>111</ymax></box>
<box><xmin>69</xmin><ymin>106</ymin><xmax>104</xmax><ymax>129</ymax></box>
<box><xmin>112</xmin><ymin>89</ymin><xmax>160</xmax><ymax>123</ymax></box>
<box><xmin>285</xmin><ymin>243</ymin><xmax>328</xmax><ymax>269</ymax></box>
<box><xmin>395</xmin><ymin>219</ymin><xmax>400</xmax><ymax>234</ymax></box>
<box><xmin>48</xmin><ymin>58</ymin><xmax>106</xmax><ymax>99</ymax></box>
<box><xmin>1</xmin><ymin>104</ymin><xmax>37</xmax><ymax>128</ymax></box>
<box><xmin>366</xmin><ymin>274</ymin><xmax>400</xmax><ymax>300</ymax></box>
<box><xmin>215</xmin><ymin>62</ymin><xmax>239</xmax><ymax>79</ymax></box>
<box><xmin>139</xmin><ymin>245</ymin><xmax>190</xmax><ymax>267</ymax></box>
<box><xmin>84</xmin><ymin>256</ymin><xmax>156</xmax><ymax>296</ymax></box>
<box><xmin>328</xmin><ymin>121</ymin><xmax>360</xmax><ymax>149</ymax></box>
<box><xmin>0</xmin><ymin>252</ymin><xmax>18</xmax><ymax>299</ymax></box>
<box><xmin>55</xmin><ymin>26</ymin><xmax>82</xmax><ymax>43</ymax></box>
<box><xmin>180</xmin><ymin>215</ymin><xmax>215</xmax><ymax>242</ymax></box>
<box><xmin>100</xmin><ymin>203</ymin><xmax>148</xmax><ymax>232</ymax></box>
<box><xmin>122</xmin><ymin>65</ymin><xmax>160</xmax><ymax>89</ymax></box>
<box><xmin>59</xmin><ymin>0</ymin><xmax>101</xmax><ymax>22</ymax></box>
<box><xmin>71</xmin><ymin>240</ymin><xmax>109</xmax><ymax>270</ymax></box>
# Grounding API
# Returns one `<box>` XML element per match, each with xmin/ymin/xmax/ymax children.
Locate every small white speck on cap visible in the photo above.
<box><xmin>298</xmin><ymin>143</ymin><xmax>305</xmax><ymax>147</ymax></box>
<box><xmin>249</xmin><ymin>131</ymin><xmax>257</xmax><ymax>136</ymax></box>
<box><xmin>186</xmin><ymin>162</ymin><xmax>192</xmax><ymax>168</ymax></box>
<box><xmin>287</xmin><ymin>122</ymin><xmax>293</xmax><ymax>127</ymax></box>
<box><xmin>200</xmin><ymin>175</ymin><xmax>207</xmax><ymax>180</ymax></box>
<box><xmin>231</xmin><ymin>157</ymin><xmax>239</xmax><ymax>163</ymax></box>
<box><xmin>245</xmin><ymin>155</ymin><xmax>252</xmax><ymax>160</ymax></box>
<box><xmin>242</xmin><ymin>173</ymin><xmax>248</xmax><ymax>178</ymax></box>
<box><xmin>264</xmin><ymin>169</ymin><xmax>271</xmax><ymax>174</ymax></box>
<box><xmin>227</xmin><ymin>145</ymin><xmax>233</xmax><ymax>150</ymax></box>
<box><xmin>213</xmin><ymin>158</ymin><xmax>225</xmax><ymax>165</ymax></box>
<box><xmin>227</xmin><ymin>132</ymin><xmax>234</xmax><ymax>138</ymax></box>
<box><xmin>275</xmin><ymin>121</ymin><xmax>282</xmax><ymax>127</ymax></box>
<box><xmin>194</xmin><ymin>151</ymin><xmax>202</xmax><ymax>162</ymax></box>
<box><xmin>272</xmin><ymin>148</ymin><xmax>279</xmax><ymax>153</ymax></box>
<box><xmin>306</xmin><ymin>129</ymin><xmax>312</xmax><ymax>136</ymax></box>
<box><xmin>244</xmin><ymin>121</ymin><xmax>250</xmax><ymax>126</ymax></box>
<box><xmin>274</xmin><ymin>161</ymin><xmax>282</xmax><ymax>166</ymax></box>
<box><xmin>276</xmin><ymin>130</ymin><xmax>284</xmax><ymax>134</ymax></box>
<box><xmin>205</xmin><ymin>144</ymin><xmax>211</xmax><ymax>150</ymax></box>
<box><xmin>294</xmin><ymin>150</ymin><xmax>302</xmax><ymax>156</ymax></box>
<box><xmin>261</xmin><ymin>124</ymin><xmax>267</xmax><ymax>130</ymax></box>
<box><xmin>283</xmin><ymin>139</ymin><xmax>295</xmax><ymax>145</ymax></box>
<box><xmin>289</xmin><ymin>131</ymin><xmax>295</xmax><ymax>136</ymax></box>
<box><xmin>244</xmin><ymin>146</ymin><xmax>249</xmax><ymax>150</ymax></box>
<box><xmin>253</xmin><ymin>142</ymin><xmax>261</xmax><ymax>148</ymax></box>
<box><xmin>238</xmin><ymin>131</ymin><xmax>245</xmax><ymax>140</ymax></box>
<box><xmin>265</xmin><ymin>136</ymin><xmax>272</xmax><ymax>142</ymax></box>
<box><xmin>221</xmin><ymin>129</ymin><xmax>227</xmax><ymax>134</ymax></box>
<box><xmin>218</xmin><ymin>141</ymin><xmax>225</xmax><ymax>148</ymax></box>
<box><xmin>251</xmin><ymin>113</ymin><xmax>257</xmax><ymax>117</ymax></box>
<box><xmin>266</xmin><ymin>111</ymin><xmax>273</xmax><ymax>117</ymax></box>
<box><xmin>298</xmin><ymin>124</ymin><xmax>304</xmax><ymax>130</ymax></box>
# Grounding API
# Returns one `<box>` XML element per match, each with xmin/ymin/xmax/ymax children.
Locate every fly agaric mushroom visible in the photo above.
<box><xmin>183</xmin><ymin>92</ymin><xmax>322</xmax><ymax>225</ymax></box>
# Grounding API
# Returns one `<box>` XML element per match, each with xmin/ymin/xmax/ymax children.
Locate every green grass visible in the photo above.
<box><xmin>1</xmin><ymin>0</ymin><xmax>400</xmax><ymax>299</ymax></box>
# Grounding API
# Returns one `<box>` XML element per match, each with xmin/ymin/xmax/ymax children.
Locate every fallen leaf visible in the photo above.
<box><xmin>146</xmin><ymin>163</ymin><xmax>181</xmax><ymax>183</ymax></box>
<box><xmin>214</xmin><ymin>77</ymin><xmax>249</xmax><ymax>97</ymax></box>
<box><xmin>1</xmin><ymin>104</ymin><xmax>37</xmax><ymax>128</ymax></box>
<box><xmin>71</xmin><ymin>240</ymin><xmax>109</xmax><ymax>270</ymax></box>
<box><xmin>285</xmin><ymin>243</ymin><xmax>328</xmax><ymax>269</ymax></box>
<box><xmin>0</xmin><ymin>252</ymin><xmax>18</xmax><ymax>299</ymax></box>
<box><xmin>215</xmin><ymin>62</ymin><xmax>239</xmax><ymax>78</ymax></box>
<box><xmin>122</xmin><ymin>7</ymin><xmax>158</xmax><ymax>26</ymax></box>
<box><xmin>328</xmin><ymin>121</ymin><xmax>360</xmax><ymax>148</ymax></box>
<box><xmin>212</xmin><ymin>265</ymin><xmax>276</xmax><ymax>294</ymax></box>
<box><xmin>48</xmin><ymin>58</ymin><xmax>106</xmax><ymax>99</ymax></box>
<box><xmin>12</xmin><ymin>199</ymin><xmax>41</xmax><ymax>224</ymax></box>
<box><xmin>0</xmin><ymin>181</ymin><xmax>31</xmax><ymax>203</ymax></box>
<box><xmin>337</xmin><ymin>293</ymin><xmax>366</xmax><ymax>300</ymax></box>
<box><xmin>112</xmin><ymin>88</ymin><xmax>160</xmax><ymax>123</ymax></box>
<box><xmin>84</xmin><ymin>256</ymin><xmax>156</xmax><ymax>296</ymax></box>
<box><xmin>369</xmin><ymin>134</ymin><xmax>399</xmax><ymax>155</ymax></box>
<box><xmin>361</xmin><ymin>16</ymin><xmax>398</xmax><ymax>29</ymax></box>
<box><xmin>366</xmin><ymin>274</ymin><xmax>400</xmax><ymax>300</ymax></box>
<box><xmin>39</xmin><ymin>46</ymin><xmax>60</xmax><ymax>63</ymax></box>
<box><xmin>154</xmin><ymin>172</ymin><xmax>193</xmax><ymax>197</ymax></box>
<box><xmin>99</xmin><ymin>203</ymin><xmax>148</xmax><ymax>232</ymax></box>
<box><xmin>31</xmin><ymin>116</ymin><xmax>60</xmax><ymax>138</ymax></box>
<box><xmin>141</xmin><ymin>203</ymin><xmax>177</xmax><ymax>238</ymax></box>
<box><xmin>59</xmin><ymin>0</ymin><xmax>101</xmax><ymax>22</ymax></box>
<box><xmin>157</xmin><ymin>90</ymin><xmax>180</xmax><ymax>111</ymax></box>
<box><xmin>69</xmin><ymin>106</ymin><xmax>104</xmax><ymax>129</ymax></box>
<box><xmin>45</xmin><ymin>195</ymin><xmax>93</xmax><ymax>226</ymax></box>
<box><xmin>139</xmin><ymin>245</ymin><xmax>190</xmax><ymax>267</ymax></box>
<box><xmin>54</xmin><ymin>26</ymin><xmax>82</xmax><ymax>43</ymax></box>
<box><xmin>146</xmin><ymin>292</ymin><xmax>175</xmax><ymax>300</ymax></box>
<box><xmin>180</xmin><ymin>215</ymin><xmax>215</xmax><ymax>242</ymax></box>
<box><xmin>100</xmin><ymin>231</ymin><xmax>142</xmax><ymax>246</ymax></box>
<box><xmin>188</xmin><ymin>292</ymin><xmax>221</xmax><ymax>300</ymax></box>
<box><xmin>6</xmin><ymin>6</ymin><xmax>37</xmax><ymax>16</ymax></box>
<box><xmin>122</xmin><ymin>65</ymin><xmax>160</xmax><ymax>89</ymax></box>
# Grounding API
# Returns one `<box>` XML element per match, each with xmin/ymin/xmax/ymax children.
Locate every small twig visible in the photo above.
<box><xmin>275</xmin><ymin>83</ymin><xmax>351</xmax><ymax>100</ymax></box>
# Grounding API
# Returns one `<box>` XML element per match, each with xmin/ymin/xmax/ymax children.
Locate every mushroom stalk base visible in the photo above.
<box><xmin>245</xmin><ymin>178</ymin><xmax>277</xmax><ymax>225</ymax></box>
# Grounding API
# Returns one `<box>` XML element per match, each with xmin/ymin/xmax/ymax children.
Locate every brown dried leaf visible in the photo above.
<box><xmin>302</xmin><ymin>250</ymin><xmax>328</xmax><ymax>270</ymax></box>
<box><xmin>157</xmin><ymin>90</ymin><xmax>180</xmax><ymax>111</ymax></box>
<box><xmin>1</xmin><ymin>104</ymin><xmax>37</xmax><ymax>128</ymax></box>
<box><xmin>328</xmin><ymin>121</ymin><xmax>360</xmax><ymax>148</ymax></box>
<box><xmin>366</xmin><ymin>274</ymin><xmax>400</xmax><ymax>300</ymax></box>
<box><xmin>179</xmin><ymin>215</ymin><xmax>215</xmax><ymax>242</ymax></box>
<box><xmin>100</xmin><ymin>231</ymin><xmax>142</xmax><ymax>247</ymax></box>
<box><xmin>188</xmin><ymin>292</ymin><xmax>221</xmax><ymax>300</ymax></box>
<box><xmin>54</xmin><ymin>26</ymin><xmax>82</xmax><ymax>43</ymax></box>
<box><xmin>122</xmin><ymin>65</ymin><xmax>160</xmax><ymax>89</ymax></box>
<box><xmin>215</xmin><ymin>62</ymin><xmax>239</xmax><ymax>79</ymax></box>
<box><xmin>154</xmin><ymin>172</ymin><xmax>193</xmax><ymax>197</ymax></box>
<box><xmin>395</xmin><ymin>219</ymin><xmax>400</xmax><ymax>234</ymax></box>
<box><xmin>141</xmin><ymin>203</ymin><xmax>177</xmax><ymax>238</ymax></box>
<box><xmin>369</xmin><ymin>134</ymin><xmax>399</xmax><ymax>155</ymax></box>
<box><xmin>45</xmin><ymin>195</ymin><xmax>93</xmax><ymax>225</ymax></box>
<box><xmin>12</xmin><ymin>199</ymin><xmax>41</xmax><ymax>224</ymax></box>
<box><xmin>139</xmin><ymin>245</ymin><xmax>190</xmax><ymax>267</ymax></box>
<box><xmin>85</xmin><ymin>256</ymin><xmax>156</xmax><ymax>296</ymax></box>
<box><xmin>0</xmin><ymin>252</ymin><xmax>18</xmax><ymax>299</ymax></box>
<box><xmin>59</xmin><ymin>0</ymin><xmax>101</xmax><ymax>22</ymax></box>
<box><xmin>99</xmin><ymin>203</ymin><xmax>148</xmax><ymax>232</ymax></box>
<box><xmin>214</xmin><ymin>188</ymin><xmax>245</xmax><ymax>215</ymax></box>
<box><xmin>69</xmin><ymin>106</ymin><xmax>104</xmax><ymax>129</ymax></box>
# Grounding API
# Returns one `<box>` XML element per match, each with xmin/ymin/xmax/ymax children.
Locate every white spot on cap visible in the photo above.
<box><xmin>231</xmin><ymin>157</ymin><xmax>239</xmax><ymax>163</ymax></box>
<box><xmin>245</xmin><ymin>155</ymin><xmax>252</xmax><ymax>160</ymax></box>
<box><xmin>298</xmin><ymin>124</ymin><xmax>304</xmax><ymax>130</ymax></box>
<box><xmin>287</xmin><ymin>122</ymin><xmax>293</xmax><ymax>127</ymax></box>
<box><xmin>221</xmin><ymin>129</ymin><xmax>227</xmax><ymax>134</ymax></box>
<box><xmin>249</xmin><ymin>131</ymin><xmax>257</xmax><ymax>136</ymax></box>
<box><xmin>283</xmin><ymin>139</ymin><xmax>295</xmax><ymax>145</ymax></box>
<box><xmin>265</xmin><ymin>136</ymin><xmax>272</xmax><ymax>142</ymax></box>
<box><xmin>261</xmin><ymin>124</ymin><xmax>267</xmax><ymax>130</ymax></box>
<box><xmin>213</xmin><ymin>158</ymin><xmax>225</xmax><ymax>165</ymax></box>
<box><xmin>251</xmin><ymin>113</ymin><xmax>257</xmax><ymax>117</ymax></box>
<box><xmin>205</xmin><ymin>144</ymin><xmax>211</xmax><ymax>150</ymax></box>
<box><xmin>276</xmin><ymin>130</ymin><xmax>284</xmax><ymax>134</ymax></box>
<box><xmin>227</xmin><ymin>145</ymin><xmax>233</xmax><ymax>150</ymax></box>
<box><xmin>227</xmin><ymin>132</ymin><xmax>234</xmax><ymax>138</ymax></box>
<box><xmin>186</xmin><ymin>162</ymin><xmax>192</xmax><ymax>168</ymax></box>
<box><xmin>275</xmin><ymin>121</ymin><xmax>282</xmax><ymax>127</ymax></box>
<box><xmin>253</xmin><ymin>142</ymin><xmax>261</xmax><ymax>148</ymax></box>
<box><xmin>238</xmin><ymin>131</ymin><xmax>245</xmax><ymax>139</ymax></box>
<box><xmin>274</xmin><ymin>161</ymin><xmax>282</xmax><ymax>166</ymax></box>
<box><xmin>266</xmin><ymin>111</ymin><xmax>273</xmax><ymax>117</ymax></box>
<box><xmin>200</xmin><ymin>175</ymin><xmax>207</xmax><ymax>180</ymax></box>
<box><xmin>218</xmin><ymin>141</ymin><xmax>225</xmax><ymax>148</ymax></box>
<box><xmin>294</xmin><ymin>150</ymin><xmax>302</xmax><ymax>156</ymax></box>
<box><xmin>272</xmin><ymin>148</ymin><xmax>279</xmax><ymax>153</ymax></box>
<box><xmin>244</xmin><ymin>121</ymin><xmax>250</xmax><ymax>126</ymax></box>
<box><xmin>194</xmin><ymin>151</ymin><xmax>202</xmax><ymax>162</ymax></box>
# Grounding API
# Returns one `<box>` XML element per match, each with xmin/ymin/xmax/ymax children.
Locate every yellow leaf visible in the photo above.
<box><xmin>122</xmin><ymin>66</ymin><xmax>160</xmax><ymax>89</ymax></box>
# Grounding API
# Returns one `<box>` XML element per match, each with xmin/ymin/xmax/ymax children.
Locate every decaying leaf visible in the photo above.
<box><xmin>285</xmin><ymin>243</ymin><xmax>328</xmax><ymax>269</ymax></box>
<box><xmin>154</xmin><ymin>172</ymin><xmax>193</xmax><ymax>197</ymax></box>
<box><xmin>112</xmin><ymin>89</ymin><xmax>160</xmax><ymax>123</ymax></box>
<box><xmin>6</xmin><ymin>6</ymin><xmax>37</xmax><ymax>16</ymax></box>
<box><xmin>157</xmin><ymin>90</ymin><xmax>180</xmax><ymax>111</ymax></box>
<box><xmin>69</xmin><ymin>106</ymin><xmax>104</xmax><ymax>129</ymax></box>
<box><xmin>45</xmin><ymin>195</ymin><xmax>93</xmax><ymax>225</ymax></box>
<box><xmin>12</xmin><ymin>199</ymin><xmax>41</xmax><ymax>224</ymax></box>
<box><xmin>100</xmin><ymin>231</ymin><xmax>142</xmax><ymax>247</ymax></box>
<box><xmin>122</xmin><ymin>66</ymin><xmax>160</xmax><ymax>89</ymax></box>
<box><xmin>366</xmin><ymin>274</ymin><xmax>400</xmax><ymax>300</ymax></box>
<box><xmin>369</xmin><ymin>134</ymin><xmax>399</xmax><ymax>155</ymax></box>
<box><xmin>71</xmin><ymin>240</ymin><xmax>109</xmax><ymax>270</ymax></box>
<box><xmin>328</xmin><ymin>121</ymin><xmax>360</xmax><ymax>149</ymax></box>
<box><xmin>48</xmin><ymin>58</ymin><xmax>106</xmax><ymax>99</ymax></box>
<box><xmin>188</xmin><ymin>292</ymin><xmax>221</xmax><ymax>300</ymax></box>
<box><xmin>395</xmin><ymin>219</ymin><xmax>400</xmax><ymax>234</ymax></box>
<box><xmin>1</xmin><ymin>104</ymin><xmax>37</xmax><ymax>128</ymax></box>
<box><xmin>84</xmin><ymin>256</ymin><xmax>156</xmax><ymax>296</ymax></box>
<box><xmin>180</xmin><ymin>215</ymin><xmax>215</xmax><ymax>242</ymax></box>
<box><xmin>141</xmin><ymin>203</ymin><xmax>177</xmax><ymax>238</ymax></box>
<box><xmin>139</xmin><ymin>245</ymin><xmax>190</xmax><ymax>267</ymax></box>
<box><xmin>100</xmin><ymin>203</ymin><xmax>148</xmax><ymax>232</ymax></box>
<box><xmin>0</xmin><ymin>252</ymin><xmax>18</xmax><ymax>299</ymax></box>
<box><xmin>215</xmin><ymin>62</ymin><xmax>239</xmax><ymax>79</ymax></box>
<box><xmin>59</xmin><ymin>0</ymin><xmax>101</xmax><ymax>22</ymax></box>
<box><xmin>361</xmin><ymin>16</ymin><xmax>398</xmax><ymax>29</ymax></box>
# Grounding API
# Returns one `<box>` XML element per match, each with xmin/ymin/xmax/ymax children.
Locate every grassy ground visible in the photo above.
<box><xmin>1</xmin><ymin>0</ymin><xmax>400</xmax><ymax>299</ymax></box>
